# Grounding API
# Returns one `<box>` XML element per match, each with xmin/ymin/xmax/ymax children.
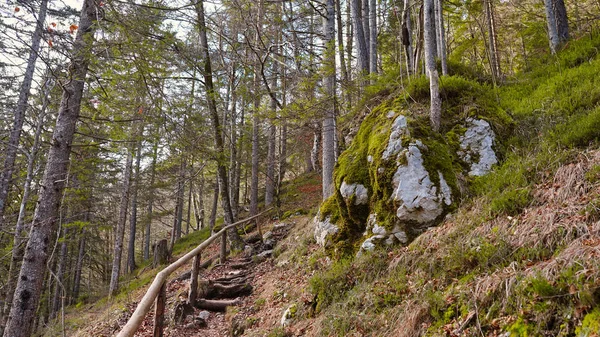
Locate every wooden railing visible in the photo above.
<box><xmin>117</xmin><ymin>209</ymin><xmax>271</xmax><ymax>337</ymax></box>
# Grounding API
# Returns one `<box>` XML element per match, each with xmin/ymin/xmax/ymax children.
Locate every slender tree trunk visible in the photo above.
<box><xmin>144</xmin><ymin>141</ymin><xmax>158</xmax><ymax>261</ymax></box>
<box><xmin>435</xmin><ymin>0</ymin><xmax>447</xmax><ymax>75</ymax></box>
<box><xmin>0</xmin><ymin>0</ymin><xmax>48</xmax><ymax>224</ymax></box>
<box><xmin>362</xmin><ymin>0</ymin><xmax>371</xmax><ymax>65</ymax></box>
<box><xmin>351</xmin><ymin>0</ymin><xmax>370</xmax><ymax>82</ymax></box>
<box><xmin>195</xmin><ymin>0</ymin><xmax>244</xmax><ymax>250</ymax></box>
<box><xmin>311</xmin><ymin>125</ymin><xmax>321</xmax><ymax>172</ymax></box>
<box><xmin>544</xmin><ymin>0</ymin><xmax>560</xmax><ymax>54</ymax></box>
<box><xmin>335</xmin><ymin>0</ymin><xmax>350</xmax><ymax>101</ymax></box>
<box><xmin>322</xmin><ymin>0</ymin><xmax>336</xmax><ymax>200</ymax></box>
<box><xmin>186</xmin><ymin>171</ymin><xmax>193</xmax><ymax>235</ymax></box>
<box><xmin>127</xmin><ymin>141</ymin><xmax>142</xmax><ymax>274</ymax></box>
<box><xmin>2</xmin><ymin>0</ymin><xmax>96</xmax><ymax>334</ymax></box>
<box><xmin>265</xmin><ymin>52</ymin><xmax>278</xmax><ymax>207</ymax></box>
<box><xmin>71</xmin><ymin>228</ymin><xmax>85</xmax><ymax>304</ymax></box>
<box><xmin>402</xmin><ymin>0</ymin><xmax>415</xmax><ymax>76</ymax></box>
<box><xmin>175</xmin><ymin>158</ymin><xmax>186</xmax><ymax>241</ymax></box>
<box><xmin>109</xmin><ymin>149</ymin><xmax>133</xmax><ymax>297</ymax></box>
<box><xmin>209</xmin><ymin>176</ymin><xmax>218</xmax><ymax>233</ymax></box>
<box><xmin>414</xmin><ymin>4</ymin><xmax>424</xmax><ymax>75</ymax></box>
<box><xmin>369</xmin><ymin>0</ymin><xmax>378</xmax><ymax>74</ymax></box>
<box><xmin>50</xmin><ymin>227</ymin><xmax>68</xmax><ymax>320</ymax></box>
<box><xmin>1</xmin><ymin>73</ymin><xmax>51</xmax><ymax>333</ymax></box>
<box><xmin>554</xmin><ymin>0</ymin><xmax>569</xmax><ymax>46</ymax></box>
<box><xmin>250</xmin><ymin>0</ymin><xmax>265</xmax><ymax>217</ymax></box>
<box><xmin>424</xmin><ymin>0</ymin><xmax>442</xmax><ymax>132</ymax></box>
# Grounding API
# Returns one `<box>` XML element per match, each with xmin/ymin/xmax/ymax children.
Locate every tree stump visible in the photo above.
<box><xmin>153</xmin><ymin>239</ymin><xmax>169</xmax><ymax>268</ymax></box>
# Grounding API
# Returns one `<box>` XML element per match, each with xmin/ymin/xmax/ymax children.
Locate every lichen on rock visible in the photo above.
<box><xmin>459</xmin><ymin>118</ymin><xmax>498</xmax><ymax>176</ymax></box>
<box><xmin>339</xmin><ymin>181</ymin><xmax>369</xmax><ymax>205</ymax></box>
<box><xmin>391</xmin><ymin>141</ymin><xmax>452</xmax><ymax>225</ymax></box>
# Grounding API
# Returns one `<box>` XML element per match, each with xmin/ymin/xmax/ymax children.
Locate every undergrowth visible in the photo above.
<box><xmin>307</xmin><ymin>32</ymin><xmax>600</xmax><ymax>336</ymax></box>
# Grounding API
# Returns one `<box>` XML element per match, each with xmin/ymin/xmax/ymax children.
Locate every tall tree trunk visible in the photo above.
<box><xmin>484</xmin><ymin>0</ymin><xmax>500</xmax><ymax>81</ymax></box>
<box><xmin>250</xmin><ymin>0</ymin><xmax>265</xmax><ymax>217</ymax></box>
<box><xmin>175</xmin><ymin>158</ymin><xmax>186</xmax><ymax>241</ymax></box>
<box><xmin>109</xmin><ymin>149</ymin><xmax>133</xmax><ymax>297</ymax></box>
<box><xmin>402</xmin><ymin>0</ymin><xmax>415</xmax><ymax>76</ymax></box>
<box><xmin>351</xmin><ymin>0</ymin><xmax>370</xmax><ymax>82</ymax></box>
<box><xmin>2</xmin><ymin>0</ymin><xmax>97</xmax><ymax>334</ymax></box>
<box><xmin>71</xmin><ymin>227</ymin><xmax>85</xmax><ymax>304</ymax></box>
<box><xmin>369</xmin><ymin>0</ymin><xmax>378</xmax><ymax>74</ymax></box>
<box><xmin>265</xmin><ymin>52</ymin><xmax>278</xmax><ymax>207</ymax></box>
<box><xmin>50</xmin><ymin>227</ymin><xmax>69</xmax><ymax>320</ymax></box>
<box><xmin>0</xmin><ymin>0</ymin><xmax>48</xmax><ymax>224</ymax></box>
<box><xmin>435</xmin><ymin>0</ymin><xmax>447</xmax><ymax>75</ymax></box>
<box><xmin>335</xmin><ymin>0</ymin><xmax>350</xmax><ymax>103</ymax></box>
<box><xmin>413</xmin><ymin>4</ymin><xmax>424</xmax><ymax>75</ymax></box>
<box><xmin>186</xmin><ymin>169</ymin><xmax>193</xmax><ymax>235</ymax></box>
<box><xmin>554</xmin><ymin>0</ymin><xmax>569</xmax><ymax>45</ymax></box>
<box><xmin>195</xmin><ymin>0</ymin><xmax>244</xmax><ymax>250</ymax></box>
<box><xmin>144</xmin><ymin>141</ymin><xmax>158</xmax><ymax>261</ymax></box>
<box><xmin>311</xmin><ymin>125</ymin><xmax>321</xmax><ymax>172</ymax></box>
<box><xmin>424</xmin><ymin>0</ymin><xmax>442</xmax><ymax>132</ymax></box>
<box><xmin>362</xmin><ymin>0</ymin><xmax>371</xmax><ymax>65</ymax></box>
<box><xmin>322</xmin><ymin>0</ymin><xmax>336</xmax><ymax>200</ymax></box>
<box><xmin>127</xmin><ymin>141</ymin><xmax>142</xmax><ymax>274</ymax></box>
<box><xmin>1</xmin><ymin>73</ymin><xmax>51</xmax><ymax>333</ymax></box>
<box><xmin>209</xmin><ymin>176</ymin><xmax>218</xmax><ymax>233</ymax></box>
<box><xmin>544</xmin><ymin>0</ymin><xmax>560</xmax><ymax>54</ymax></box>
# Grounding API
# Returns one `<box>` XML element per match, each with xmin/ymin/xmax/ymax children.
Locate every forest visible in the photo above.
<box><xmin>1</xmin><ymin>0</ymin><xmax>600</xmax><ymax>336</ymax></box>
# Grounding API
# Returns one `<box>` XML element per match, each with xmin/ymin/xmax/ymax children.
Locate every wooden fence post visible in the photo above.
<box><xmin>153</xmin><ymin>283</ymin><xmax>166</xmax><ymax>337</ymax></box>
<box><xmin>220</xmin><ymin>231</ymin><xmax>227</xmax><ymax>263</ymax></box>
<box><xmin>188</xmin><ymin>253</ymin><xmax>201</xmax><ymax>303</ymax></box>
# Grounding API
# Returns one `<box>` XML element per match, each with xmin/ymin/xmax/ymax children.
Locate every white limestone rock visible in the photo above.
<box><xmin>314</xmin><ymin>215</ymin><xmax>339</xmax><ymax>247</ymax></box>
<box><xmin>391</xmin><ymin>142</ymin><xmax>452</xmax><ymax>224</ymax></box>
<box><xmin>459</xmin><ymin>118</ymin><xmax>498</xmax><ymax>176</ymax></box>
<box><xmin>382</xmin><ymin>115</ymin><xmax>409</xmax><ymax>160</ymax></box>
<box><xmin>281</xmin><ymin>304</ymin><xmax>297</xmax><ymax>326</ymax></box>
<box><xmin>340</xmin><ymin>181</ymin><xmax>369</xmax><ymax>205</ymax></box>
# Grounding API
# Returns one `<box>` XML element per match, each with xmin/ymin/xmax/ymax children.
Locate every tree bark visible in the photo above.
<box><xmin>369</xmin><ymin>0</ymin><xmax>378</xmax><ymax>74</ymax></box>
<box><xmin>127</xmin><ymin>140</ymin><xmax>142</xmax><ymax>274</ymax></box>
<box><xmin>435</xmin><ymin>0</ymin><xmax>447</xmax><ymax>75</ymax></box>
<box><xmin>144</xmin><ymin>141</ymin><xmax>158</xmax><ymax>261</ymax></box>
<box><xmin>2</xmin><ymin>0</ymin><xmax>97</xmax><ymax>334</ymax></box>
<box><xmin>1</xmin><ymin>72</ymin><xmax>51</xmax><ymax>332</ymax></box>
<box><xmin>351</xmin><ymin>0</ymin><xmax>370</xmax><ymax>82</ymax></box>
<box><xmin>322</xmin><ymin>0</ymin><xmax>336</xmax><ymax>200</ymax></box>
<box><xmin>71</xmin><ymin>228</ymin><xmax>85</xmax><ymax>304</ymax></box>
<box><xmin>0</xmin><ymin>0</ymin><xmax>48</xmax><ymax>224</ymax></box>
<box><xmin>424</xmin><ymin>0</ymin><xmax>442</xmax><ymax>132</ymax></box>
<box><xmin>265</xmin><ymin>49</ymin><xmax>278</xmax><ymax>207</ymax></box>
<box><xmin>50</xmin><ymin>227</ymin><xmax>69</xmax><ymax>320</ymax></box>
<box><xmin>209</xmin><ymin>176</ymin><xmax>218</xmax><ymax>233</ymax></box>
<box><xmin>195</xmin><ymin>0</ymin><xmax>244</xmax><ymax>250</ymax></box>
<box><xmin>402</xmin><ymin>0</ymin><xmax>415</xmax><ymax>76</ymax></box>
<box><xmin>109</xmin><ymin>149</ymin><xmax>134</xmax><ymax>297</ymax></box>
<box><xmin>250</xmin><ymin>0</ymin><xmax>265</xmax><ymax>218</ymax></box>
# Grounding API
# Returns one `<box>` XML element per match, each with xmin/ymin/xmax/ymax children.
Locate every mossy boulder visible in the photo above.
<box><xmin>314</xmin><ymin>77</ymin><xmax>513</xmax><ymax>256</ymax></box>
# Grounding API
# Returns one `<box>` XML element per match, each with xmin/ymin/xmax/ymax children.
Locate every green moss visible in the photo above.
<box><xmin>507</xmin><ymin>318</ymin><xmax>535</xmax><ymax>337</ymax></box>
<box><xmin>577</xmin><ymin>308</ymin><xmax>600</xmax><ymax>336</ymax></box>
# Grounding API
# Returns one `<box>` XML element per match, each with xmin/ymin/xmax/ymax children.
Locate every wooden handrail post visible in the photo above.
<box><xmin>188</xmin><ymin>253</ymin><xmax>201</xmax><ymax>303</ymax></box>
<box><xmin>153</xmin><ymin>282</ymin><xmax>166</xmax><ymax>337</ymax></box>
<box><xmin>116</xmin><ymin>208</ymin><xmax>272</xmax><ymax>337</ymax></box>
<box><xmin>220</xmin><ymin>231</ymin><xmax>227</xmax><ymax>263</ymax></box>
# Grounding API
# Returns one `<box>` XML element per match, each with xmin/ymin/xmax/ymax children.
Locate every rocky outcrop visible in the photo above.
<box><xmin>391</xmin><ymin>141</ymin><xmax>453</xmax><ymax>224</ymax></box>
<box><xmin>313</xmin><ymin>215</ymin><xmax>338</xmax><ymax>247</ymax></box>
<box><xmin>459</xmin><ymin>118</ymin><xmax>498</xmax><ymax>176</ymax></box>
<box><xmin>314</xmin><ymin>82</ymin><xmax>509</xmax><ymax>253</ymax></box>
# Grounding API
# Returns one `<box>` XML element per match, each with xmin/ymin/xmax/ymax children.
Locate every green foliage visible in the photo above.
<box><xmin>552</xmin><ymin>106</ymin><xmax>600</xmax><ymax>148</ymax></box>
<box><xmin>507</xmin><ymin>318</ymin><xmax>535</xmax><ymax>337</ymax></box>
<box><xmin>576</xmin><ymin>308</ymin><xmax>600</xmax><ymax>336</ymax></box>
<box><xmin>171</xmin><ymin>227</ymin><xmax>211</xmax><ymax>257</ymax></box>
<box><xmin>309</xmin><ymin>258</ymin><xmax>354</xmax><ymax>312</ymax></box>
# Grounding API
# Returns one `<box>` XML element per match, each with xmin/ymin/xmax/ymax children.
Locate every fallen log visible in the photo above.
<box><xmin>194</xmin><ymin>298</ymin><xmax>240</xmax><ymax>312</ymax></box>
<box><xmin>197</xmin><ymin>280</ymin><xmax>253</xmax><ymax>299</ymax></box>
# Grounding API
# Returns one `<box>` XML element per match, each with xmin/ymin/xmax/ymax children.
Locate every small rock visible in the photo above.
<box><xmin>263</xmin><ymin>239</ymin><xmax>276</xmax><ymax>250</ymax></box>
<box><xmin>257</xmin><ymin>250</ymin><xmax>273</xmax><ymax>258</ymax></box>
<box><xmin>393</xmin><ymin>231</ymin><xmax>408</xmax><ymax>244</ymax></box>
<box><xmin>372</xmin><ymin>223</ymin><xmax>387</xmax><ymax>236</ymax></box>
<box><xmin>459</xmin><ymin>118</ymin><xmax>498</xmax><ymax>176</ymax></box>
<box><xmin>361</xmin><ymin>238</ymin><xmax>376</xmax><ymax>252</ymax></box>
<box><xmin>385</xmin><ymin>235</ymin><xmax>395</xmax><ymax>245</ymax></box>
<box><xmin>382</xmin><ymin>115</ymin><xmax>409</xmax><ymax>160</ymax></box>
<box><xmin>243</xmin><ymin>245</ymin><xmax>253</xmax><ymax>258</ymax></box>
<box><xmin>340</xmin><ymin>181</ymin><xmax>369</xmax><ymax>205</ymax></box>
<box><xmin>281</xmin><ymin>304</ymin><xmax>298</xmax><ymax>326</ymax></box>
<box><xmin>198</xmin><ymin>310</ymin><xmax>210</xmax><ymax>321</ymax></box>
<box><xmin>263</xmin><ymin>231</ymin><xmax>273</xmax><ymax>240</ymax></box>
<box><xmin>314</xmin><ymin>215</ymin><xmax>339</xmax><ymax>247</ymax></box>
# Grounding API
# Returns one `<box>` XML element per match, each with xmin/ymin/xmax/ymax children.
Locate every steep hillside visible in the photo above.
<box><xmin>53</xmin><ymin>35</ymin><xmax>600</xmax><ymax>337</ymax></box>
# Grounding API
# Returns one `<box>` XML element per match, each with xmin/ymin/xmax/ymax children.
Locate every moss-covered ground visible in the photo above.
<box><xmin>306</xmin><ymin>33</ymin><xmax>600</xmax><ymax>336</ymax></box>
